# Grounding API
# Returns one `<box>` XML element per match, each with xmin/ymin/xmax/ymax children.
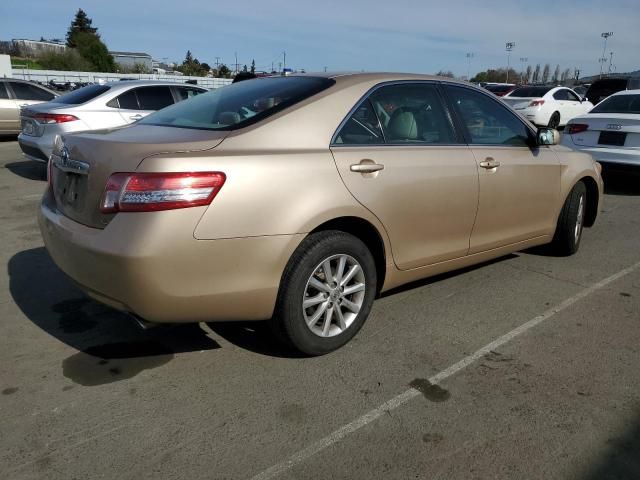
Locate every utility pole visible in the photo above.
<box><xmin>608</xmin><ymin>51</ymin><xmax>615</xmax><ymax>74</ymax></box>
<box><xmin>466</xmin><ymin>52</ymin><xmax>474</xmax><ymax>80</ymax></box>
<box><xmin>519</xmin><ymin>57</ymin><xmax>528</xmax><ymax>84</ymax></box>
<box><xmin>574</xmin><ymin>68</ymin><xmax>581</xmax><ymax>81</ymax></box>
<box><xmin>599</xmin><ymin>32</ymin><xmax>613</xmax><ymax>78</ymax></box>
<box><xmin>214</xmin><ymin>57</ymin><xmax>220</xmax><ymax>69</ymax></box>
<box><xmin>283</xmin><ymin>51</ymin><xmax>286</xmax><ymax>73</ymax></box>
<box><xmin>505</xmin><ymin>42</ymin><xmax>515</xmax><ymax>83</ymax></box>
<box><xmin>324</xmin><ymin>66</ymin><xmax>327</xmax><ymax>72</ymax></box>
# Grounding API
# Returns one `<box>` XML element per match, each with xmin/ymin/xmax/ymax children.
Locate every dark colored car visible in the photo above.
<box><xmin>484</xmin><ymin>84</ymin><xmax>516</xmax><ymax>97</ymax></box>
<box><xmin>585</xmin><ymin>77</ymin><xmax>640</xmax><ymax>105</ymax></box>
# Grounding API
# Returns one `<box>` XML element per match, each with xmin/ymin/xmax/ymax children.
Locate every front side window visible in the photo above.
<box><xmin>445</xmin><ymin>85</ymin><xmax>531</xmax><ymax>147</ymax></box>
<box><xmin>553</xmin><ymin>89</ymin><xmax>570</xmax><ymax>101</ymax></box>
<box><xmin>140</xmin><ymin>76</ymin><xmax>335</xmax><ymax>131</ymax></box>
<box><xmin>566</xmin><ymin>90</ymin><xmax>581</xmax><ymax>102</ymax></box>
<box><xmin>175</xmin><ymin>87</ymin><xmax>206</xmax><ymax>102</ymax></box>
<box><xmin>333</xmin><ymin>100</ymin><xmax>383</xmax><ymax>144</ymax></box>
<box><xmin>10</xmin><ymin>82</ymin><xmax>55</xmax><ymax>101</ymax></box>
<box><xmin>0</xmin><ymin>83</ymin><xmax>8</xmax><ymax>99</ymax></box>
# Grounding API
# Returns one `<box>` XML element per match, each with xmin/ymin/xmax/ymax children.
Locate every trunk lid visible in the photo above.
<box><xmin>567</xmin><ymin>113</ymin><xmax>640</xmax><ymax>147</ymax></box>
<box><xmin>50</xmin><ymin>124</ymin><xmax>227</xmax><ymax>228</ymax></box>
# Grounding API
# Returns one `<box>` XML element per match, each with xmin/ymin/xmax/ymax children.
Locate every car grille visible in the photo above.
<box><xmin>19</xmin><ymin>143</ymin><xmax>48</xmax><ymax>162</ymax></box>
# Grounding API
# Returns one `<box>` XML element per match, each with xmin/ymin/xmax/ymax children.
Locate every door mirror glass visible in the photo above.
<box><xmin>537</xmin><ymin>128</ymin><xmax>560</xmax><ymax>145</ymax></box>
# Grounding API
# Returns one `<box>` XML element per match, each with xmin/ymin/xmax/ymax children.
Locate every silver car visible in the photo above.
<box><xmin>18</xmin><ymin>80</ymin><xmax>207</xmax><ymax>162</ymax></box>
<box><xmin>0</xmin><ymin>79</ymin><xmax>58</xmax><ymax>135</ymax></box>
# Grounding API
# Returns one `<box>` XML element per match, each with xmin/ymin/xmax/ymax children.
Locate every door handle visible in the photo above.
<box><xmin>129</xmin><ymin>114</ymin><xmax>143</xmax><ymax>121</ymax></box>
<box><xmin>479</xmin><ymin>158</ymin><xmax>500</xmax><ymax>169</ymax></box>
<box><xmin>350</xmin><ymin>163</ymin><xmax>384</xmax><ymax>173</ymax></box>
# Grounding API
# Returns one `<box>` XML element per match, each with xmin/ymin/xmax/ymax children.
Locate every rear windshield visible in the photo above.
<box><xmin>590</xmin><ymin>94</ymin><xmax>640</xmax><ymax>114</ymax></box>
<box><xmin>485</xmin><ymin>85</ymin><xmax>514</xmax><ymax>93</ymax></box>
<box><xmin>51</xmin><ymin>84</ymin><xmax>111</xmax><ymax>104</ymax></box>
<box><xmin>140</xmin><ymin>76</ymin><xmax>335</xmax><ymax>131</ymax></box>
<box><xmin>585</xmin><ymin>79</ymin><xmax>628</xmax><ymax>104</ymax></box>
<box><xmin>508</xmin><ymin>86</ymin><xmax>552</xmax><ymax>98</ymax></box>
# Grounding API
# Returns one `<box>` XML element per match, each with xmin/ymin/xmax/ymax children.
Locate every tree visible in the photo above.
<box><xmin>250</xmin><ymin>59</ymin><xmax>256</xmax><ymax>74</ymax></box>
<box><xmin>542</xmin><ymin>63</ymin><xmax>550</xmax><ymax>84</ymax></box>
<box><xmin>525</xmin><ymin>65</ymin><xmax>532</xmax><ymax>84</ymax></box>
<box><xmin>242</xmin><ymin>64</ymin><xmax>248</xmax><ymax>73</ymax></box>
<box><xmin>436</xmin><ymin>70</ymin><xmax>455</xmax><ymax>78</ymax></box>
<box><xmin>74</xmin><ymin>31</ymin><xmax>116</xmax><ymax>72</ymax></box>
<box><xmin>533</xmin><ymin>64</ymin><xmax>541</xmax><ymax>83</ymax></box>
<box><xmin>561</xmin><ymin>68</ymin><xmax>571</xmax><ymax>84</ymax></box>
<box><xmin>470</xmin><ymin>68</ymin><xmax>518</xmax><ymax>83</ymax></box>
<box><xmin>66</xmin><ymin>8</ymin><xmax>98</xmax><ymax>48</ymax></box>
<box><xmin>217</xmin><ymin>64</ymin><xmax>231</xmax><ymax>78</ymax></box>
<box><xmin>552</xmin><ymin>64</ymin><xmax>560</xmax><ymax>83</ymax></box>
<box><xmin>184</xmin><ymin>50</ymin><xmax>194</xmax><ymax>64</ymax></box>
<box><xmin>200</xmin><ymin>62</ymin><xmax>211</xmax><ymax>72</ymax></box>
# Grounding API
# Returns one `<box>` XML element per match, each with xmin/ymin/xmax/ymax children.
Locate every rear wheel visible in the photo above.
<box><xmin>271</xmin><ymin>231</ymin><xmax>377</xmax><ymax>356</ymax></box>
<box><xmin>551</xmin><ymin>181</ymin><xmax>587</xmax><ymax>256</ymax></box>
<box><xmin>548</xmin><ymin>111</ymin><xmax>561</xmax><ymax>129</ymax></box>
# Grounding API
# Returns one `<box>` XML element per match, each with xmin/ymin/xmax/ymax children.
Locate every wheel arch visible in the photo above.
<box><xmin>580</xmin><ymin>175</ymin><xmax>600</xmax><ymax>227</ymax></box>
<box><xmin>309</xmin><ymin>216</ymin><xmax>387</xmax><ymax>294</ymax></box>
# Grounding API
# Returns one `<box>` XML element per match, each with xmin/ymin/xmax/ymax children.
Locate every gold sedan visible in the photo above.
<box><xmin>39</xmin><ymin>73</ymin><xmax>603</xmax><ymax>355</ymax></box>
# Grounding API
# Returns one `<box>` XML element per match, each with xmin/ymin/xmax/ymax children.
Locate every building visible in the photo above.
<box><xmin>11</xmin><ymin>39</ymin><xmax>66</xmax><ymax>57</ymax></box>
<box><xmin>110</xmin><ymin>51</ymin><xmax>153</xmax><ymax>72</ymax></box>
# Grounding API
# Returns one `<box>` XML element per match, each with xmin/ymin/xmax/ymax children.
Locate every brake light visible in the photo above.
<box><xmin>32</xmin><ymin>113</ymin><xmax>79</xmax><ymax>124</ymax></box>
<box><xmin>528</xmin><ymin>100</ymin><xmax>545</xmax><ymax>107</ymax></box>
<box><xmin>566</xmin><ymin>123</ymin><xmax>589</xmax><ymax>135</ymax></box>
<box><xmin>100</xmin><ymin>172</ymin><xmax>226</xmax><ymax>213</ymax></box>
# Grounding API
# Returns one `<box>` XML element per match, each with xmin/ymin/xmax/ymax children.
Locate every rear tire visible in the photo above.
<box><xmin>548</xmin><ymin>111</ymin><xmax>560</xmax><ymax>129</ymax></box>
<box><xmin>271</xmin><ymin>231</ymin><xmax>377</xmax><ymax>356</ymax></box>
<box><xmin>551</xmin><ymin>181</ymin><xmax>587</xmax><ymax>256</ymax></box>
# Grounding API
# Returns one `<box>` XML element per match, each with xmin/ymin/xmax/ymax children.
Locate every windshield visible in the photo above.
<box><xmin>508</xmin><ymin>86</ymin><xmax>552</xmax><ymax>98</ymax></box>
<box><xmin>590</xmin><ymin>94</ymin><xmax>640</xmax><ymax>114</ymax></box>
<box><xmin>51</xmin><ymin>84</ymin><xmax>111</xmax><ymax>104</ymax></box>
<box><xmin>485</xmin><ymin>85</ymin><xmax>513</xmax><ymax>93</ymax></box>
<box><xmin>140</xmin><ymin>76</ymin><xmax>335</xmax><ymax>131</ymax></box>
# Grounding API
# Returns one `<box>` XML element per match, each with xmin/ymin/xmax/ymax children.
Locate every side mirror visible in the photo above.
<box><xmin>537</xmin><ymin>128</ymin><xmax>560</xmax><ymax>146</ymax></box>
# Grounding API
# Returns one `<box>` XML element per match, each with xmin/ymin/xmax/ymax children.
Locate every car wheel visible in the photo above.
<box><xmin>551</xmin><ymin>181</ymin><xmax>587</xmax><ymax>256</ymax></box>
<box><xmin>272</xmin><ymin>230</ymin><xmax>377</xmax><ymax>356</ymax></box>
<box><xmin>548</xmin><ymin>111</ymin><xmax>560</xmax><ymax>129</ymax></box>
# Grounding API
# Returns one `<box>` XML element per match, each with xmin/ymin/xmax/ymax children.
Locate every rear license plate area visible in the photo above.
<box><xmin>598</xmin><ymin>131</ymin><xmax>627</xmax><ymax>146</ymax></box>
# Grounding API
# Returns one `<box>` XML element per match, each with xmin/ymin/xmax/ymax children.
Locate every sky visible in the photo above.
<box><xmin>1</xmin><ymin>0</ymin><xmax>638</xmax><ymax>78</ymax></box>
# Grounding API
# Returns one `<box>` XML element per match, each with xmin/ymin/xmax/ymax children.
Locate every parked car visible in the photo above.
<box><xmin>584</xmin><ymin>77</ymin><xmax>640</xmax><ymax>105</ymax></box>
<box><xmin>562</xmin><ymin>89</ymin><xmax>640</xmax><ymax>169</ymax></box>
<box><xmin>502</xmin><ymin>86</ymin><xmax>593</xmax><ymax>127</ymax></box>
<box><xmin>0</xmin><ymin>79</ymin><xmax>58</xmax><ymax>135</ymax></box>
<box><xmin>484</xmin><ymin>83</ymin><xmax>516</xmax><ymax>97</ymax></box>
<box><xmin>39</xmin><ymin>73</ymin><xmax>603</xmax><ymax>355</ymax></box>
<box><xmin>573</xmin><ymin>85</ymin><xmax>589</xmax><ymax>99</ymax></box>
<box><xmin>18</xmin><ymin>80</ymin><xmax>208</xmax><ymax>162</ymax></box>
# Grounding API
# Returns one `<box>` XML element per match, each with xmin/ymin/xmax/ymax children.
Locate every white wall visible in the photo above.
<box><xmin>0</xmin><ymin>55</ymin><xmax>12</xmax><ymax>78</ymax></box>
<box><xmin>11</xmin><ymin>68</ymin><xmax>232</xmax><ymax>89</ymax></box>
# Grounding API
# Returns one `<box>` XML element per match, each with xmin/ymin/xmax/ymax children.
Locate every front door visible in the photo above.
<box><xmin>331</xmin><ymin>82</ymin><xmax>479</xmax><ymax>270</ymax></box>
<box><xmin>443</xmin><ymin>84</ymin><xmax>560</xmax><ymax>254</ymax></box>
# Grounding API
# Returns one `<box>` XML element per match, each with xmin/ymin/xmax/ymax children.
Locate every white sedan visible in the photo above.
<box><xmin>502</xmin><ymin>86</ymin><xmax>593</xmax><ymax>128</ymax></box>
<box><xmin>562</xmin><ymin>89</ymin><xmax>640</xmax><ymax>167</ymax></box>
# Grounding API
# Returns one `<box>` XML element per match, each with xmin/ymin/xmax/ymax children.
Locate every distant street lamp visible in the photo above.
<box><xmin>599</xmin><ymin>32</ymin><xmax>613</xmax><ymax>78</ymax></box>
<box><xmin>505</xmin><ymin>42</ymin><xmax>515</xmax><ymax>83</ymax></box>
<box><xmin>466</xmin><ymin>52</ymin><xmax>474</xmax><ymax>80</ymax></box>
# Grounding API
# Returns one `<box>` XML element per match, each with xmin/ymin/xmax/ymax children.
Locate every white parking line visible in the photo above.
<box><xmin>249</xmin><ymin>260</ymin><xmax>640</xmax><ymax>480</ymax></box>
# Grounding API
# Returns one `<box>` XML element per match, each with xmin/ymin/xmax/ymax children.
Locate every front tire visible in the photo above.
<box><xmin>271</xmin><ymin>231</ymin><xmax>377</xmax><ymax>356</ymax></box>
<box><xmin>551</xmin><ymin>182</ymin><xmax>587</xmax><ymax>256</ymax></box>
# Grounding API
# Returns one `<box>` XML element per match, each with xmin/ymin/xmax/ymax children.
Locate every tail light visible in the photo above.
<box><xmin>528</xmin><ymin>100</ymin><xmax>545</xmax><ymax>107</ymax></box>
<box><xmin>32</xmin><ymin>113</ymin><xmax>79</xmax><ymax>124</ymax></box>
<box><xmin>566</xmin><ymin>123</ymin><xmax>589</xmax><ymax>135</ymax></box>
<box><xmin>100</xmin><ymin>172</ymin><xmax>226</xmax><ymax>213</ymax></box>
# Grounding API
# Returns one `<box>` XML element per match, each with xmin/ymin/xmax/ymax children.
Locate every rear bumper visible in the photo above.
<box><xmin>39</xmin><ymin>198</ymin><xmax>304</xmax><ymax>323</ymax></box>
<box><xmin>18</xmin><ymin>133</ymin><xmax>52</xmax><ymax>163</ymax></box>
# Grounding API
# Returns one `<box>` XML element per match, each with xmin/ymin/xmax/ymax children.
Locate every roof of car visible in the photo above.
<box><xmin>610</xmin><ymin>89</ymin><xmax>640</xmax><ymax>96</ymax></box>
<box><xmin>290</xmin><ymin>71</ymin><xmax>470</xmax><ymax>88</ymax></box>
<box><xmin>103</xmin><ymin>79</ymin><xmax>208</xmax><ymax>89</ymax></box>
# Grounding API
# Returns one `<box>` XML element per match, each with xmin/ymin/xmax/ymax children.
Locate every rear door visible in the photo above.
<box><xmin>331</xmin><ymin>82</ymin><xmax>479</xmax><ymax>270</ymax></box>
<box><xmin>0</xmin><ymin>82</ymin><xmax>19</xmax><ymax>133</ymax></box>
<box><xmin>113</xmin><ymin>86</ymin><xmax>175</xmax><ymax>124</ymax></box>
<box><xmin>443</xmin><ymin>84</ymin><xmax>560</xmax><ymax>253</ymax></box>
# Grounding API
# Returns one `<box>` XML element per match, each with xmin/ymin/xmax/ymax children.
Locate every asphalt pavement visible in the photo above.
<box><xmin>0</xmin><ymin>138</ymin><xmax>639</xmax><ymax>480</ymax></box>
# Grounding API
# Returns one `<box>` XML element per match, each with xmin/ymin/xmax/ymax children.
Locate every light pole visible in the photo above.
<box><xmin>466</xmin><ymin>52</ymin><xmax>474</xmax><ymax>80</ymax></box>
<box><xmin>599</xmin><ymin>32</ymin><xmax>613</xmax><ymax>78</ymax></box>
<box><xmin>505</xmin><ymin>42</ymin><xmax>515</xmax><ymax>83</ymax></box>
<box><xmin>608</xmin><ymin>51</ymin><xmax>615</xmax><ymax>74</ymax></box>
<box><xmin>519</xmin><ymin>57</ymin><xmax>528</xmax><ymax>84</ymax></box>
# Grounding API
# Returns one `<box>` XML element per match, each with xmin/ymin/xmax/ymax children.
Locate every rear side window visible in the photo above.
<box><xmin>140</xmin><ymin>76</ymin><xmax>335</xmax><ymax>130</ymax></box>
<box><xmin>445</xmin><ymin>85</ymin><xmax>531</xmax><ymax>147</ymax></box>
<box><xmin>175</xmin><ymin>87</ymin><xmax>206</xmax><ymax>102</ymax></box>
<box><xmin>52</xmin><ymin>84</ymin><xmax>109</xmax><ymax>104</ymax></box>
<box><xmin>136</xmin><ymin>87</ymin><xmax>174</xmax><ymax>110</ymax></box>
<box><xmin>0</xmin><ymin>83</ymin><xmax>8</xmax><ymax>99</ymax></box>
<box><xmin>10</xmin><ymin>82</ymin><xmax>56</xmax><ymax>101</ymax></box>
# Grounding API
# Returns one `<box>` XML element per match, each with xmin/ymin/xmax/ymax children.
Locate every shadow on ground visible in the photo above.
<box><xmin>8</xmin><ymin>247</ymin><xmax>221</xmax><ymax>386</ymax></box>
<box><xmin>583</xmin><ymin>411</ymin><xmax>640</xmax><ymax>480</ymax></box>
<box><xmin>603</xmin><ymin>169</ymin><xmax>640</xmax><ymax>196</ymax></box>
<box><xmin>4</xmin><ymin>160</ymin><xmax>46</xmax><ymax>181</ymax></box>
